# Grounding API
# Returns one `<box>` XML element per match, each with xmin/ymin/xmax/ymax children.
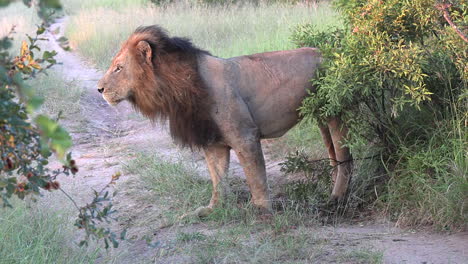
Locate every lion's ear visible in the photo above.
<box><xmin>136</xmin><ymin>40</ymin><xmax>152</xmax><ymax>65</ymax></box>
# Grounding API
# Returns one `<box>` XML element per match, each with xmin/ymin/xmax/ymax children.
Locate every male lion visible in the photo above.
<box><xmin>98</xmin><ymin>25</ymin><xmax>352</xmax><ymax>215</ymax></box>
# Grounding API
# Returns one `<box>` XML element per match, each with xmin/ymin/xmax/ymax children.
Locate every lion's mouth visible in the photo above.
<box><xmin>103</xmin><ymin>94</ymin><xmax>125</xmax><ymax>106</ymax></box>
<box><xmin>108</xmin><ymin>98</ymin><xmax>125</xmax><ymax>106</ymax></box>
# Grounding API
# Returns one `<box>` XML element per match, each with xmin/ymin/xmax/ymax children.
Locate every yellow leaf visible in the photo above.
<box><xmin>29</xmin><ymin>60</ymin><xmax>41</xmax><ymax>70</ymax></box>
<box><xmin>20</xmin><ymin>41</ymin><xmax>28</xmax><ymax>57</ymax></box>
<box><xmin>8</xmin><ymin>135</ymin><xmax>15</xmax><ymax>148</ymax></box>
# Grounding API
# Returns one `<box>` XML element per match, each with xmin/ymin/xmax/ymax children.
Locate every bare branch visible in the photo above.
<box><xmin>436</xmin><ymin>3</ymin><xmax>468</xmax><ymax>43</ymax></box>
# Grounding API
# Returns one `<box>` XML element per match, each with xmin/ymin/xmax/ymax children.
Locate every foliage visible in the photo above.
<box><xmin>0</xmin><ymin>19</ymin><xmax>71</xmax><ymax>207</ymax></box>
<box><xmin>291</xmin><ymin>0</ymin><xmax>467</xmax><ymax>228</ymax></box>
<box><xmin>0</xmin><ymin>1</ymin><xmax>125</xmax><ymax>248</ymax></box>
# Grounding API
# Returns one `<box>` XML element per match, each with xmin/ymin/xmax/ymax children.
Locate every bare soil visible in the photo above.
<box><xmin>45</xmin><ymin>18</ymin><xmax>467</xmax><ymax>264</ymax></box>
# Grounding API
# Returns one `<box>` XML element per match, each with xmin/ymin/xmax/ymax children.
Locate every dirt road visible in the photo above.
<box><xmin>46</xmin><ymin>18</ymin><xmax>467</xmax><ymax>264</ymax></box>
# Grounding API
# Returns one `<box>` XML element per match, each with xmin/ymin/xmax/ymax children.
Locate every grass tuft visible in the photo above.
<box><xmin>31</xmin><ymin>72</ymin><xmax>83</xmax><ymax>119</ymax></box>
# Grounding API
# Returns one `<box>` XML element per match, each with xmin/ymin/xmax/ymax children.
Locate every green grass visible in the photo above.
<box><xmin>64</xmin><ymin>1</ymin><xmax>341</xmax><ymax>69</ymax></box>
<box><xmin>0</xmin><ymin>201</ymin><xmax>99</xmax><ymax>264</ymax></box>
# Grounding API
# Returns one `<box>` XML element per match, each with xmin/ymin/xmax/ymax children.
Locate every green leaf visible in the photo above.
<box><xmin>39</xmin><ymin>0</ymin><xmax>61</xmax><ymax>9</ymax></box>
<box><xmin>22</xmin><ymin>0</ymin><xmax>32</xmax><ymax>7</ymax></box>
<box><xmin>35</xmin><ymin>115</ymin><xmax>72</xmax><ymax>159</ymax></box>
<box><xmin>0</xmin><ymin>0</ymin><xmax>13</xmax><ymax>7</ymax></box>
<box><xmin>36</xmin><ymin>26</ymin><xmax>46</xmax><ymax>35</ymax></box>
<box><xmin>120</xmin><ymin>229</ymin><xmax>127</xmax><ymax>240</ymax></box>
<box><xmin>111</xmin><ymin>238</ymin><xmax>119</xmax><ymax>248</ymax></box>
<box><xmin>0</xmin><ymin>181</ymin><xmax>8</xmax><ymax>188</ymax></box>
<box><xmin>42</xmin><ymin>50</ymin><xmax>57</xmax><ymax>60</ymax></box>
<box><xmin>78</xmin><ymin>240</ymin><xmax>88</xmax><ymax>247</ymax></box>
<box><xmin>27</xmin><ymin>95</ymin><xmax>44</xmax><ymax>112</ymax></box>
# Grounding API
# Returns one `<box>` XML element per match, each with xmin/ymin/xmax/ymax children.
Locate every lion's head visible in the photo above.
<box><xmin>97</xmin><ymin>28</ymin><xmax>157</xmax><ymax>106</ymax></box>
<box><xmin>97</xmin><ymin>26</ymin><xmax>219</xmax><ymax>147</ymax></box>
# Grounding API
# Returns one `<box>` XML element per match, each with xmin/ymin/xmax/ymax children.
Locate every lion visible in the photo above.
<box><xmin>97</xmin><ymin>25</ymin><xmax>352</xmax><ymax>216</ymax></box>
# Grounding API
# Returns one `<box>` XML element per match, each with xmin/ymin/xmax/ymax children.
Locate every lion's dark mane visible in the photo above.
<box><xmin>125</xmin><ymin>25</ymin><xmax>220</xmax><ymax>148</ymax></box>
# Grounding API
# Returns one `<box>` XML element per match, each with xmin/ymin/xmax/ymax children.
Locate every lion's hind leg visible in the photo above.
<box><xmin>327</xmin><ymin>117</ymin><xmax>352</xmax><ymax>199</ymax></box>
<box><xmin>319</xmin><ymin>124</ymin><xmax>338</xmax><ymax>183</ymax></box>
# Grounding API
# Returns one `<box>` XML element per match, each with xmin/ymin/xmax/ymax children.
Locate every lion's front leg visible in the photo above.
<box><xmin>187</xmin><ymin>144</ymin><xmax>230</xmax><ymax>218</ymax></box>
<box><xmin>233</xmin><ymin>138</ymin><xmax>271</xmax><ymax>213</ymax></box>
<box><xmin>204</xmin><ymin>144</ymin><xmax>231</xmax><ymax>208</ymax></box>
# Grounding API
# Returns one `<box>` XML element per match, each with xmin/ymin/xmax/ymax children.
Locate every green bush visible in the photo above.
<box><xmin>291</xmin><ymin>0</ymin><xmax>467</xmax><ymax>228</ymax></box>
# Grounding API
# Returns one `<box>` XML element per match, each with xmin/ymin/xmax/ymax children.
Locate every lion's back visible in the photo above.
<box><xmin>200</xmin><ymin>48</ymin><xmax>322</xmax><ymax>138</ymax></box>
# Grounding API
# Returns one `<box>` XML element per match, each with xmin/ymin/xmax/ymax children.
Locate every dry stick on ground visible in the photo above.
<box><xmin>436</xmin><ymin>3</ymin><xmax>468</xmax><ymax>43</ymax></box>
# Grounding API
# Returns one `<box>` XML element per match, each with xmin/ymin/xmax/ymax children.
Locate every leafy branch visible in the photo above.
<box><xmin>1</xmin><ymin>0</ymin><xmax>126</xmax><ymax>249</ymax></box>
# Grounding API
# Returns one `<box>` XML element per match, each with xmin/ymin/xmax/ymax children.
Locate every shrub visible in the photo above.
<box><xmin>291</xmin><ymin>0</ymin><xmax>467</xmax><ymax>228</ymax></box>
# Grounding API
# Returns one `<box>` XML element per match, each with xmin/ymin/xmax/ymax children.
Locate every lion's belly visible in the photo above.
<box><xmin>232</xmin><ymin>51</ymin><xmax>318</xmax><ymax>138</ymax></box>
<box><xmin>244</xmin><ymin>83</ymin><xmax>309</xmax><ymax>139</ymax></box>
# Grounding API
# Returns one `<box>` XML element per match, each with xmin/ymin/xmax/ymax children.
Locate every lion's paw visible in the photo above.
<box><xmin>194</xmin><ymin>206</ymin><xmax>213</xmax><ymax>217</ymax></box>
<box><xmin>179</xmin><ymin>206</ymin><xmax>213</xmax><ymax>220</ymax></box>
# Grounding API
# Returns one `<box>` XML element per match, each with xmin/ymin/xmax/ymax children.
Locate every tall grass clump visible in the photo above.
<box><xmin>383</xmin><ymin>121</ymin><xmax>467</xmax><ymax>228</ymax></box>
<box><xmin>0</xmin><ymin>201</ymin><xmax>98</xmax><ymax>264</ymax></box>
<box><xmin>64</xmin><ymin>1</ymin><xmax>340</xmax><ymax>69</ymax></box>
<box><xmin>291</xmin><ymin>0</ymin><xmax>467</xmax><ymax>229</ymax></box>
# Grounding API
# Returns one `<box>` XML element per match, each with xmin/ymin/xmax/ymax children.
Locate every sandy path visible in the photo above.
<box><xmin>44</xmin><ymin>18</ymin><xmax>467</xmax><ymax>264</ymax></box>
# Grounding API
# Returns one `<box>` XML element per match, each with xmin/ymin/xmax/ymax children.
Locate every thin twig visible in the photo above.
<box><xmin>436</xmin><ymin>3</ymin><xmax>468</xmax><ymax>43</ymax></box>
<box><xmin>299</xmin><ymin>155</ymin><xmax>379</xmax><ymax>167</ymax></box>
<box><xmin>59</xmin><ymin>187</ymin><xmax>81</xmax><ymax>211</ymax></box>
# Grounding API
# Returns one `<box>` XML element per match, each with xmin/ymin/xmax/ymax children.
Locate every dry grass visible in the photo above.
<box><xmin>64</xmin><ymin>1</ymin><xmax>341</xmax><ymax>69</ymax></box>
<box><xmin>0</xmin><ymin>2</ymin><xmax>42</xmax><ymax>49</ymax></box>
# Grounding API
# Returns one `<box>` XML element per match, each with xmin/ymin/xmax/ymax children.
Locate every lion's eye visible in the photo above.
<box><xmin>114</xmin><ymin>65</ymin><xmax>122</xmax><ymax>73</ymax></box>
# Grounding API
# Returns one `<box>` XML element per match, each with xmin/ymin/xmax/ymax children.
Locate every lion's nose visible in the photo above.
<box><xmin>97</xmin><ymin>87</ymin><xmax>104</xmax><ymax>93</ymax></box>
